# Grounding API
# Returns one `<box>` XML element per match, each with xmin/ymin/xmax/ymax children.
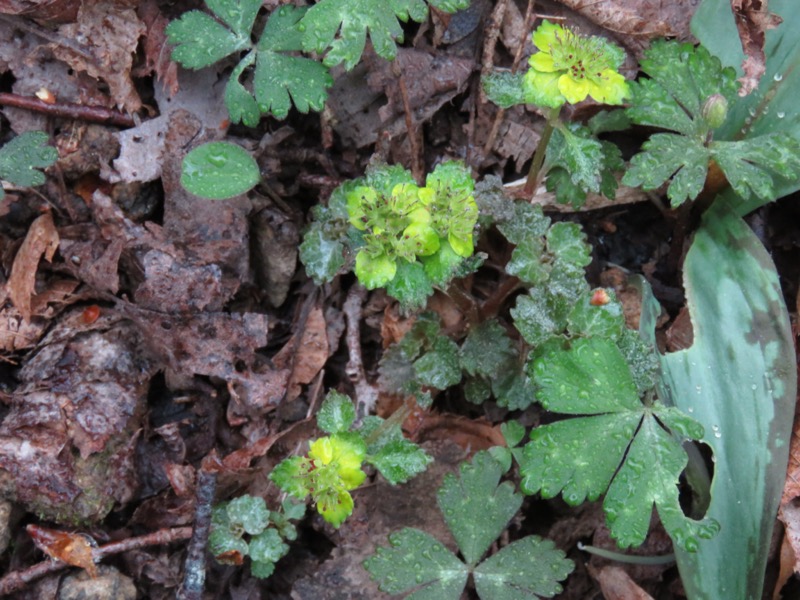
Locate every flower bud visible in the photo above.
<box><xmin>702</xmin><ymin>94</ymin><xmax>729</xmax><ymax>129</ymax></box>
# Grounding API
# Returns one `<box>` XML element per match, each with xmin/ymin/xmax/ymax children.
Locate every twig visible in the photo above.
<box><xmin>177</xmin><ymin>452</ymin><xmax>222</xmax><ymax>600</ymax></box>
<box><xmin>0</xmin><ymin>527</ymin><xmax>193</xmax><ymax>596</ymax></box>
<box><xmin>0</xmin><ymin>93</ymin><xmax>136</xmax><ymax>127</ymax></box>
<box><xmin>394</xmin><ymin>62</ymin><xmax>424</xmax><ymax>184</ymax></box>
<box><xmin>343</xmin><ymin>284</ymin><xmax>377</xmax><ymax>419</ymax></box>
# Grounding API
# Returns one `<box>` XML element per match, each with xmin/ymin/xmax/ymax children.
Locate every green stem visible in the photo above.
<box><xmin>577</xmin><ymin>542</ymin><xmax>675</xmax><ymax>565</ymax></box>
<box><xmin>364</xmin><ymin>400</ymin><xmax>414</xmax><ymax>447</ymax></box>
<box><xmin>524</xmin><ymin>106</ymin><xmax>561</xmax><ymax>195</ymax></box>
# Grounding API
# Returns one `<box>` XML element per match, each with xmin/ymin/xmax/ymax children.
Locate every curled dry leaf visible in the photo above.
<box><xmin>273</xmin><ymin>305</ymin><xmax>330</xmax><ymax>402</ymax></box>
<box><xmin>8</xmin><ymin>212</ymin><xmax>59</xmax><ymax>322</ymax></box>
<box><xmin>731</xmin><ymin>0</ymin><xmax>784</xmax><ymax>96</ymax></box>
<box><xmin>27</xmin><ymin>524</ymin><xmax>98</xmax><ymax>578</ymax></box>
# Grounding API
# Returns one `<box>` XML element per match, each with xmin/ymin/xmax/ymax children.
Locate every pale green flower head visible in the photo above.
<box><xmin>524</xmin><ymin>20</ymin><xmax>630</xmax><ymax>108</ymax></box>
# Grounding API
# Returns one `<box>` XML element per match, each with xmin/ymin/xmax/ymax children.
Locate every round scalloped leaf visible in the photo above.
<box><xmin>180</xmin><ymin>141</ymin><xmax>260</xmax><ymax>199</ymax></box>
<box><xmin>227</xmin><ymin>495</ymin><xmax>270</xmax><ymax>535</ymax></box>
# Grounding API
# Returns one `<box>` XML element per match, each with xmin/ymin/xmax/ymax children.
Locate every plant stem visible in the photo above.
<box><xmin>364</xmin><ymin>400</ymin><xmax>415</xmax><ymax>447</ymax></box>
<box><xmin>577</xmin><ymin>542</ymin><xmax>675</xmax><ymax>565</ymax></box>
<box><xmin>524</xmin><ymin>106</ymin><xmax>561</xmax><ymax>196</ymax></box>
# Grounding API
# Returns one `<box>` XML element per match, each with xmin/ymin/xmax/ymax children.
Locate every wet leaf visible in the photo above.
<box><xmin>8</xmin><ymin>212</ymin><xmax>60</xmax><ymax>322</ymax></box>
<box><xmin>180</xmin><ymin>141</ymin><xmax>260</xmax><ymax>199</ymax></box>
<box><xmin>317</xmin><ymin>390</ymin><xmax>357</xmax><ymax>434</ymax></box>
<box><xmin>27</xmin><ymin>524</ymin><xmax>98</xmax><ymax>578</ymax></box>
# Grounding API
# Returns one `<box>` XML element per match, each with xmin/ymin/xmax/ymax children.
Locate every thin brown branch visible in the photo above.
<box><xmin>343</xmin><ymin>284</ymin><xmax>377</xmax><ymax>418</ymax></box>
<box><xmin>394</xmin><ymin>62</ymin><xmax>424</xmax><ymax>184</ymax></box>
<box><xmin>0</xmin><ymin>526</ymin><xmax>193</xmax><ymax>596</ymax></box>
<box><xmin>0</xmin><ymin>93</ymin><xmax>136</xmax><ymax>127</ymax></box>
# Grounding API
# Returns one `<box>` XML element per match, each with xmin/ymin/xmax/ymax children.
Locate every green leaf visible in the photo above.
<box><xmin>364</xmin><ymin>528</ymin><xmax>468</xmax><ymax>598</ymax></box>
<box><xmin>317</xmin><ymin>390</ymin><xmax>357</xmax><ymax>434</ymax></box>
<box><xmin>522</xmin><ymin>337</ymin><xmax>716</xmax><ymax>549</ymax></box>
<box><xmin>209</xmin><ymin>527</ymin><xmax>248</xmax><ymax>557</ymax></box>
<box><xmin>711</xmin><ymin>132</ymin><xmax>800</xmax><ymax>203</ymax></box>
<box><xmin>546</xmin><ymin>126</ymin><xmax>607</xmax><ymax>196</ymax></box>
<box><xmin>567</xmin><ymin>288</ymin><xmax>625</xmax><ymax>339</ymax></box>
<box><xmin>459</xmin><ymin>320</ymin><xmax>515</xmax><ymax>378</ymax></box>
<box><xmin>621</xmin><ymin>133</ymin><xmax>710</xmax><ymax>207</ymax></box>
<box><xmin>421</xmin><ymin>239</ymin><xmax>464</xmax><ymax>287</ymax></box>
<box><xmin>625</xmin><ymin>40</ymin><xmax>737</xmax><ymax>136</ymax></box>
<box><xmin>299</xmin><ymin>0</ymin><xmax>466</xmax><ymax>70</ymax></box>
<box><xmin>356</xmin><ymin>248</ymin><xmax>397</xmax><ymax>289</ymax></box>
<box><xmin>250</xmin><ymin>559</ymin><xmax>276</xmax><ymax>579</ymax></box>
<box><xmin>414</xmin><ymin>336</ymin><xmax>461</xmax><ymax>390</ymax></box>
<box><xmin>368</xmin><ymin>438</ymin><xmax>433</xmax><ymax>484</ymax></box>
<box><xmin>207</xmin><ymin>0</ymin><xmax>263</xmax><ymax>36</ymax></box>
<box><xmin>225</xmin><ymin>53</ymin><xmax>261</xmax><ymax>127</ymax></box>
<box><xmin>227</xmin><ymin>495</ymin><xmax>270</xmax><ymax>534</ymax></box>
<box><xmin>248</xmin><ymin>528</ymin><xmax>289</xmax><ymax>564</ymax></box>
<box><xmin>299</xmin><ymin>222</ymin><xmax>346</xmax><ymax>284</ymax></box>
<box><xmin>0</xmin><ymin>131</ymin><xmax>58</xmax><ymax>191</ymax></box>
<box><xmin>495</xmin><ymin>199</ymin><xmax>550</xmax><ymax>245</ymax></box>
<box><xmin>180</xmin><ymin>141</ymin><xmax>260</xmax><ymax>199</ymax></box>
<box><xmin>616</xmin><ymin>329</ymin><xmax>659</xmax><ymax>395</ymax></box>
<box><xmin>269</xmin><ymin>456</ymin><xmax>312</xmax><ymax>498</ymax></box>
<box><xmin>501</xmin><ymin>421</ymin><xmax>526</xmax><ymax>448</ymax></box>
<box><xmin>385</xmin><ymin>259</ymin><xmax>434</xmax><ymax>310</ymax></box>
<box><xmin>546</xmin><ymin>222</ymin><xmax>592</xmax><ymax>269</ymax></box>
<box><xmin>483</xmin><ymin>71</ymin><xmax>529</xmax><ymax>108</ymax></box>
<box><xmin>545</xmin><ymin>167</ymin><xmax>586</xmax><ymax>208</ymax></box>
<box><xmin>492</xmin><ymin>355</ymin><xmax>537</xmax><ymax>410</ymax></box>
<box><xmin>473</xmin><ymin>536</ymin><xmax>574</xmax><ymax>600</ymax></box>
<box><xmin>437</xmin><ymin>451</ymin><xmax>522</xmax><ymax>566</ymax></box>
<box><xmin>166</xmin><ymin>10</ymin><xmax>250</xmax><ymax>69</ymax></box>
<box><xmin>505</xmin><ymin>236</ymin><xmax>549</xmax><ymax>285</ymax></box>
<box><xmin>511</xmin><ymin>292</ymin><xmax>567</xmax><ymax>347</ymax></box>
<box><xmin>638</xmin><ymin>202</ymin><xmax>796</xmax><ymax>594</ymax></box>
<box><xmin>253</xmin><ymin>6</ymin><xmax>333</xmax><ymax>119</ymax></box>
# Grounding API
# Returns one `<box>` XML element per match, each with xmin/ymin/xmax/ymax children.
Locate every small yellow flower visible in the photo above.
<box><xmin>523</xmin><ymin>20</ymin><xmax>630</xmax><ymax>108</ymax></box>
<box><xmin>308</xmin><ymin>436</ymin><xmax>367</xmax><ymax>491</ymax></box>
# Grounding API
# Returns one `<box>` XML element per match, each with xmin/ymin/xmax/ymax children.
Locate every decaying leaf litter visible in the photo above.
<box><xmin>0</xmin><ymin>0</ymin><xmax>798</xmax><ymax>598</ymax></box>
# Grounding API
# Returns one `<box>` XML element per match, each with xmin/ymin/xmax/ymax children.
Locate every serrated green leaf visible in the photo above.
<box><xmin>317</xmin><ymin>390</ymin><xmax>357</xmax><ymax>433</ymax></box>
<box><xmin>256</xmin><ymin>4</ymin><xmax>305</xmax><ymax>51</ymax></box>
<box><xmin>0</xmin><ymin>131</ymin><xmax>58</xmax><ymax>189</ymax></box>
<box><xmin>626</xmin><ymin>40</ymin><xmax>737</xmax><ymax>136</ymax></box>
<box><xmin>519</xmin><ymin>412</ymin><xmax>640</xmax><ymax>503</ymax></box>
<box><xmin>496</xmin><ymin>201</ymin><xmax>550</xmax><ymax>245</ymax></box>
<box><xmin>511</xmin><ymin>292</ymin><xmax>566</xmax><ymax>347</ymax></box>
<box><xmin>166</xmin><ymin>10</ymin><xmax>250</xmax><ymax>69</ymax></box>
<box><xmin>248</xmin><ymin>528</ymin><xmax>289</xmax><ymax>564</ymax></box>
<box><xmin>227</xmin><ymin>495</ymin><xmax>270</xmax><ymax>534</ymax></box>
<box><xmin>492</xmin><ymin>354</ymin><xmax>537</xmax><ymax>410</ymax></box>
<box><xmin>253</xmin><ymin>50</ymin><xmax>333</xmax><ymax>120</ymax></box>
<box><xmin>180</xmin><ymin>141</ymin><xmax>260</xmax><ymax>199</ymax></box>
<box><xmin>616</xmin><ymin>329</ymin><xmax>659</xmax><ymax>395</ymax></box>
<box><xmin>364</xmin><ymin>528</ymin><xmax>468</xmax><ymax>598</ymax></box>
<box><xmin>421</xmin><ymin>239</ymin><xmax>464</xmax><ymax>287</ymax></box>
<box><xmin>473</xmin><ymin>536</ymin><xmax>574</xmax><ymax>600</ymax></box>
<box><xmin>438</xmin><ymin>451</ymin><xmax>522</xmax><ymax>566</ymax></box>
<box><xmin>368</xmin><ymin>438</ymin><xmax>433</xmax><ymax>484</ymax></box>
<box><xmin>545</xmin><ymin>167</ymin><xmax>587</xmax><ymax>208</ymax></box>
<box><xmin>546</xmin><ymin>126</ymin><xmax>606</xmax><ymax>195</ymax></box>
<box><xmin>206</xmin><ymin>0</ymin><xmax>263</xmax><ymax>36</ymax></box>
<box><xmin>483</xmin><ymin>71</ymin><xmax>529</xmax><ymax>108</ymax></box>
<box><xmin>299</xmin><ymin>0</ymin><xmax>460</xmax><ymax>69</ymax></box>
<box><xmin>250</xmin><ymin>559</ymin><xmax>276</xmax><ymax>579</ymax></box>
<box><xmin>505</xmin><ymin>235</ymin><xmax>549</xmax><ymax>285</ymax></box>
<box><xmin>225</xmin><ymin>53</ymin><xmax>261</xmax><ymax>127</ymax></box>
<box><xmin>531</xmin><ymin>337</ymin><xmax>640</xmax><ymax>413</ymax></box>
<box><xmin>386</xmin><ymin>259</ymin><xmax>434</xmax><ymax>310</ymax></box>
<box><xmin>269</xmin><ymin>456</ymin><xmax>312</xmax><ymax>498</ymax></box>
<box><xmin>464</xmin><ymin>376</ymin><xmax>492</xmax><ymax>404</ymax></box>
<box><xmin>567</xmin><ymin>288</ymin><xmax>625</xmax><ymax>339</ymax></box>
<box><xmin>299</xmin><ymin>222</ymin><xmax>346</xmax><ymax>284</ymax></box>
<box><xmin>589</xmin><ymin>109</ymin><xmax>632</xmax><ymax>134</ymax></box>
<box><xmin>414</xmin><ymin>336</ymin><xmax>461</xmax><ymax>390</ymax></box>
<box><xmin>604</xmin><ymin>411</ymin><xmax>719</xmax><ymax>550</ymax></box>
<box><xmin>209</xmin><ymin>527</ymin><xmax>249</xmax><ymax>557</ymax></box>
<box><xmin>546</xmin><ymin>222</ymin><xmax>591</xmax><ymax>269</ymax></box>
<box><xmin>621</xmin><ymin>133</ymin><xmax>710</xmax><ymax>207</ymax></box>
<box><xmin>460</xmin><ymin>320</ymin><xmax>515</xmax><ymax>378</ymax></box>
<box><xmin>711</xmin><ymin>132</ymin><xmax>800</xmax><ymax>203</ymax></box>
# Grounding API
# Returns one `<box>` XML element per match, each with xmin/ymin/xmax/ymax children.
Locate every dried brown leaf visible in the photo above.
<box><xmin>27</xmin><ymin>524</ymin><xmax>98</xmax><ymax>578</ymax></box>
<box><xmin>731</xmin><ymin>0</ymin><xmax>783</xmax><ymax>96</ymax></box>
<box><xmin>592</xmin><ymin>564</ymin><xmax>655</xmax><ymax>600</ymax></box>
<box><xmin>273</xmin><ymin>306</ymin><xmax>329</xmax><ymax>402</ymax></box>
<box><xmin>8</xmin><ymin>212</ymin><xmax>59</xmax><ymax>322</ymax></box>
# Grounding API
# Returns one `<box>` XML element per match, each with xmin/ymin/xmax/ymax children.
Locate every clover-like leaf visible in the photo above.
<box><xmin>473</xmin><ymin>536</ymin><xmax>573</xmax><ymax>600</ymax></box>
<box><xmin>365</xmin><ymin>528</ymin><xmax>469</xmax><ymax>598</ymax></box>
<box><xmin>317</xmin><ymin>390</ymin><xmax>357</xmax><ymax>434</ymax></box>
<box><xmin>438</xmin><ymin>452</ymin><xmax>522</xmax><ymax>566</ymax></box>
<box><xmin>520</xmin><ymin>337</ymin><xmax>716</xmax><ymax>550</ymax></box>
<box><xmin>180</xmin><ymin>141</ymin><xmax>260</xmax><ymax>199</ymax></box>
<box><xmin>0</xmin><ymin>131</ymin><xmax>58</xmax><ymax>197</ymax></box>
<box><xmin>621</xmin><ymin>133</ymin><xmax>710</xmax><ymax>207</ymax></box>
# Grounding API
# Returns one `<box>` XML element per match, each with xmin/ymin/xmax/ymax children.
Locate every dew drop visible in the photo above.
<box><xmin>778</xmin><ymin>111</ymin><xmax>786</xmax><ymax>119</ymax></box>
<box><xmin>748</xmin><ymin>107</ymin><xmax>756</xmax><ymax>117</ymax></box>
<box><xmin>774</xmin><ymin>73</ymin><xmax>784</xmax><ymax>82</ymax></box>
<box><xmin>751</xmin><ymin>384</ymin><xmax>757</xmax><ymax>390</ymax></box>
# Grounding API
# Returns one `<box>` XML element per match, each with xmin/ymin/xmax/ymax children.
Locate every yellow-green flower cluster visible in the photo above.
<box><xmin>524</xmin><ymin>20</ymin><xmax>630</xmax><ymax>108</ymax></box>
<box><xmin>346</xmin><ymin>162</ymin><xmax>478</xmax><ymax>289</ymax></box>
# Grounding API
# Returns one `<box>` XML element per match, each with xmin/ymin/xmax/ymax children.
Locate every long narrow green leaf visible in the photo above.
<box><xmin>640</xmin><ymin>205</ymin><xmax>795</xmax><ymax>599</ymax></box>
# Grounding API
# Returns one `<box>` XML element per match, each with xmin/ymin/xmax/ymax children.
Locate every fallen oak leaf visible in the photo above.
<box><xmin>26</xmin><ymin>524</ymin><xmax>98</xmax><ymax>578</ymax></box>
